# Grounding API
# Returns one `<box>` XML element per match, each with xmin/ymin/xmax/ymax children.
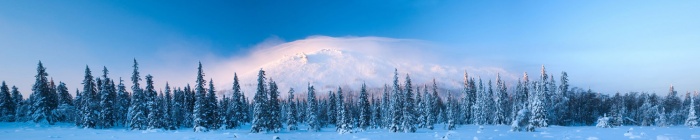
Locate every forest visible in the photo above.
<box><xmin>0</xmin><ymin>60</ymin><xmax>696</xmax><ymax>133</ymax></box>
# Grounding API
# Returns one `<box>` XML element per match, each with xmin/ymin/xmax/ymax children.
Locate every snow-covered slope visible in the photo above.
<box><xmin>211</xmin><ymin>36</ymin><xmax>516</xmax><ymax>96</ymax></box>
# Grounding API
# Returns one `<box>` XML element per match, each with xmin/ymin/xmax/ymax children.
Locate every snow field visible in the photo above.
<box><xmin>3</xmin><ymin>122</ymin><xmax>699</xmax><ymax>140</ymax></box>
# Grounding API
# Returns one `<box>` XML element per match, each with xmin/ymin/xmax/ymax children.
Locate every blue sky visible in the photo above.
<box><xmin>1</xmin><ymin>0</ymin><xmax>699</xmax><ymax>95</ymax></box>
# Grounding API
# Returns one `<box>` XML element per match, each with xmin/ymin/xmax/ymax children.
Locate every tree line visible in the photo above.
<box><xmin>0</xmin><ymin>60</ymin><xmax>697</xmax><ymax>133</ymax></box>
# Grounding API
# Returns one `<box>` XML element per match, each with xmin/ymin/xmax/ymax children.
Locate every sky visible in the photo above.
<box><xmin>1</xmin><ymin>0</ymin><xmax>699</xmax><ymax>96</ymax></box>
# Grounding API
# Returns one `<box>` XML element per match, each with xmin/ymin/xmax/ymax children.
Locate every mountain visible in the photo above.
<box><xmin>214</xmin><ymin>36</ymin><xmax>515</xmax><ymax>97</ymax></box>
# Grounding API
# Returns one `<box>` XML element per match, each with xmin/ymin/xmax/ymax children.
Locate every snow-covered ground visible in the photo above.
<box><xmin>2</xmin><ymin>122</ymin><xmax>699</xmax><ymax>140</ymax></box>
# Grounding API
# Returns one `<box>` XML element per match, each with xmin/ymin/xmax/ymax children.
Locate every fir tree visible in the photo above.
<box><xmin>250</xmin><ymin>69</ymin><xmax>268</xmax><ymax>133</ymax></box>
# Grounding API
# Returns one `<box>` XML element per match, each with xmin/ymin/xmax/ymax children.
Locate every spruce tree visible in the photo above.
<box><xmin>359</xmin><ymin>83</ymin><xmax>371</xmax><ymax>131</ymax></box>
<box><xmin>30</xmin><ymin>61</ymin><xmax>57</xmax><ymax>125</ymax></box>
<box><xmin>337</xmin><ymin>87</ymin><xmax>353</xmax><ymax>134</ymax></box>
<box><xmin>230</xmin><ymin>73</ymin><xmax>244</xmax><ymax>128</ymax></box>
<box><xmin>183</xmin><ymin>85</ymin><xmax>195</xmax><ymax>128</ymax></box>
<box><xmin>127</xmin><ymin>59</ymin><xmax>147</xmax><ymax>130</ymax></box>
<box><xmin>494</xmin><ymin>73</ymin><xmax>508</xmax><ymax>125</ymax></box>
<box><xmin>686</xmin><ymin>93</ymin><xmax>698</xmax><ymax>127</ymax></box>
<box><xmin>336</xmin><ymin>87</ymin><xmax>345</xmax><ymax>131</ymax></box>
<box><xmin>0</xmin><ymin>81</ymin><xmax>15</xmax><ymax>122</ymax></box>
<box><xmin>80</xmin><ymin>65</ymin><xmax>98</xmax><ymax>128</ymax></box>
<box><xmin>472</xmin><ymin>77</ymin><xmax>486</xmax><ymax>125</ymax></box>
<box><xmin>115</xmin><ymin>78</ymin><xmax>130</xmax><ymax>127</ymax></box>
<box><xmin>460</xmin><ymin>71</ymin><xmax>474</xmax><ymax>125</ymax></box>
<box><xmin>328</xmin><ymin>91</ymin><xmax>337</xmax><ymax>126</ymax></box>
<box><xmin>286</xmin><ymin>88</ymin><xmax>298</xmax><ymax>131</ymax></box>
<box><xmin>250</xmin><ymin>69</ymin><xmax>268</xmax><ymax>133</ymax></box>
<box><xmin>267</xmin><ymin>80</ymin><xmax>282</xmax><ymax>132</ymax></box>
<box><xmin>145</xmin><ymin>75</ymin><xmax>163</xmax><ymax>129</ymax></box>
<box><xmin>445</xmin><ymin>91</ymin><xmax>456</xmax><ymax>130</ymax></box>
<box><xmin>98</xmin><ymin>67</ymin><xmax>116</xmax><ymax>128</ymax></box>
<box><xmin>402</xmin><ymin>74</ymin><xmax>416</xmax><ymax>132</ymax></box>
<box><xmin>163</xmin><ymin>83</ymin><xmax>175</xmax><ymax>130</ymax></box>
<box><xmin>172</xmin><ymin>88</ymin><xmax>184</xmax><ymax>128</ymax></box>
<box><xmin>193</xmin><ymin>62</ymin><xmax>208</xmax><ymax>132</ymax></box>
<box><xmin>372</xmin><ymin>95</ymin><xmax>382</xmax><ymax>129</ymax></box>
<box><xmin>306</xmin><ymin>83</ymin><xmax>320</xmax><ymax>132</ymax></box>
<box><xmin>389</xmin><ymin>69</ymin><xmax>403</xmax><ymax>132</ymax></box>
<box><xmin>424</xmin><ymin>84</ymin><xmax>435</xmax><ymax>130</ymax></box>
<box><xmin>11</xmin><ymin>86</ymin><xmax>24</xmax><ymax>122</ymax></box>
<box><xmin>206</xmin><ymin>79</ymin><xmax>219</xmax><ymax>129</ymax></box>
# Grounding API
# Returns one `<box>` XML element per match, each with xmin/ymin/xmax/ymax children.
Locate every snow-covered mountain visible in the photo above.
<box><xmin>211</xmin><ymin>36</ymin><xmax>516</xmax><ymax>96</ymax></box>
